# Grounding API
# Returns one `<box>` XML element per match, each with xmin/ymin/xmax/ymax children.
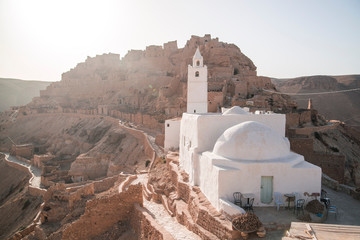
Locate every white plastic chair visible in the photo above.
<box><xmin>274</xmin><ymin>192</ymin><xmax>285</xmax><ymax>211</ymax></box>
<box><xmin>293</xmin><ymin>192</ymin><xmax>301</xmax><ymax>202</ymax></box>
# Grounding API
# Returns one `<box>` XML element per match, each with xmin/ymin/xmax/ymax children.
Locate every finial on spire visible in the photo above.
<box><xmin>194</xmin><ymin>47</ymin><xmax>202</xmax><ymax>59</ymax></box>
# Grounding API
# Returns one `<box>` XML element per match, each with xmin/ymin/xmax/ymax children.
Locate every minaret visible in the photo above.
<box><xmin>307</xmin><ymin>98</ymin><xmax>313</xmax><ymax>110</ymax></box>
<box><xmin>187</xmin><ymin>47</ymin><xmax>208</xmax><ymax>113</ymax></box>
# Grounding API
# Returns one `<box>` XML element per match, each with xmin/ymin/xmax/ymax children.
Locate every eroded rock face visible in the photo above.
<box><xmin>26</xmin><ymin>35</ymin><xmax>294</xmax><ymax>119</ymax></box>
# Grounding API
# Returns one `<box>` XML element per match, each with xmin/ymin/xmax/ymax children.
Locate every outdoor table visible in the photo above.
<box><xmin>242</xmin><ymin>193</ymin><xmax>255</xmax><ymax>204</ymax></box>
<box><xmin>284</xmin><ymin>193</ymin><xmax>295</xmax><ymax>210</ymax></box>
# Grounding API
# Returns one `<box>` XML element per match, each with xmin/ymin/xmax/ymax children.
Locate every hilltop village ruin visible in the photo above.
<box><xmin>0</xmin><ymin>35</ymin><xmax>359</xmax><ymax>239</ymax></box>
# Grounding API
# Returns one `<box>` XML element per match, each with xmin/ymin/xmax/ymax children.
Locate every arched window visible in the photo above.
<box><xmin>196</xmin><ymin>60</ymin><xmax>200</xmax><ymax>66</ymax></box>
<box><xmin>195</xmin><ymin>71</ymin><xmax>199</xmax><ymax>77</ymax></box>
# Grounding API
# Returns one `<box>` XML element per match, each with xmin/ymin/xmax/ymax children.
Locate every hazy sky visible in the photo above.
<box><xmin>1</xmin><ymin>0</ymin><xmax>359</xmax><ymax>81</ymax></box>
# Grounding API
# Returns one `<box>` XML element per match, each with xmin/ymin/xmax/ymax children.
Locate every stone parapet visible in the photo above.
<box><xmin>130</xmin><ymin>203</ymin><xmax>175</xmax><ymax>240</ymax></box>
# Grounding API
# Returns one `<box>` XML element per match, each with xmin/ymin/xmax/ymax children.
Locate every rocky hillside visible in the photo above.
<box><xmin>24</xmin><ymin>35</ymin><xmax>295</xmax><ymax>122</ymax></box>
<box><xmin>0</xmin><ymin>78</ymin><xmax>51</xmax><ymax>112</ymax></box>
<box><xmin>312</xmin><ymin>125</ymin><xmax>360</xmax><ymax>186</ymax></box>
<box><xmin>272</xmin><ymin>75</ymin><xmax>360</xmax><ymax>126</ymax></box>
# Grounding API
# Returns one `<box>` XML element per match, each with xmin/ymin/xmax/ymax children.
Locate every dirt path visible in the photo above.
<box><xmin>3</xmin><ymin>153</ymin><xmax>42</xmax><ymax>188</ymax></box>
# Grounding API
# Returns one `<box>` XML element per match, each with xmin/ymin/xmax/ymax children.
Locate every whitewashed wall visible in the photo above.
<box><xmin>164</xmin><ymin>118</ymin><xmax>181</xmax><ymax>150</ymax></box>
<box><xmin>199</xmin><ymin>151</ymin><xmax>321</xmax><ymax>211</ymax></box>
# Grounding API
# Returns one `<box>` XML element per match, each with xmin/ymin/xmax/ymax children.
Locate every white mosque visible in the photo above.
<box><xmin>164</xmin><ymin>48</ymin><xmax>321</xmax><ymax>215</ymax></box>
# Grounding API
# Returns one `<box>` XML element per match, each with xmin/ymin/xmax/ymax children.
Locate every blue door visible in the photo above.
<box><xmin>261</xmin><ymin>176</ymin><xmax>273</xmax><ymax>204</ymax></box>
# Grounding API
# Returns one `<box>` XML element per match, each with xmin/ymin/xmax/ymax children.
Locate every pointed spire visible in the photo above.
<box><xmin>192</xmin><ymin>47</ymin><xmax>203</xmax><ymax>67</ymax></box>
<box><xmin>307</xmin><ymin>98</ymin><xmax>313</xmax><ymax>110</ymax></box>
<box><xmin>193</xmin><ymin>47</ymin><xmax>202</xmax><ymax>59</ymax></box>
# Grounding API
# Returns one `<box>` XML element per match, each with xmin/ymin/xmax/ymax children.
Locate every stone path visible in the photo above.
<box><xmin>146</xmin><ymin>134</ymin><xmax>163</xmax><ymax>156</ymax></box>
<box><xmin>322</xmin><ymin>186</ymin><xmax>360</xmax><ymax>225</ymax></box>
<box><xmin>119</xmin><ymin>122</ymin><xmax>200</xmax><ymax>239</ymax></box>
<box><xmin>3</xmin><ymin>153</ymin><xmax>42</xmax><ymax>188</ymax></box>
<box><xmin>143</xmin><ymin>199</ymin><xmax>201</xmax><ymax>240</ymax></box>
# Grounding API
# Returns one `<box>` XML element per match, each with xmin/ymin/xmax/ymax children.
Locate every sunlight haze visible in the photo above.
<box><xmin>0</xmin><ymin>0</ymin><xmax>359</xmax><ymax>81</ymax></box>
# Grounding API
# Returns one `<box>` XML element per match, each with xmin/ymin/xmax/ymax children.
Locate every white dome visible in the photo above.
<box><xmin>213</xmin><ymin>121</ymin><xmax>290</xmax><ymax>160</ymax></box>
<box><xmin>222</xmin><ymin>106</ymin><xmax>248</xmax><ymax>115</ymax></box>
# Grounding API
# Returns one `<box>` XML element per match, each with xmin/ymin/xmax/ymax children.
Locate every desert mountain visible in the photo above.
<box><xmin>272</xmin><ymin>75</ymin><xmax>360</xmax><ymax>126</ymax></box>
<box><xmin>0</xmin><ymin>78</ymin><xmax>51</xmax><ymax>112</ymax></box>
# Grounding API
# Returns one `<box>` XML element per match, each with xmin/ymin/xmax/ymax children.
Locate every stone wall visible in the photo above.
<box><xmin>322</xmin><ymin>174</ymin><xmax>360</xmax><ymax>200</ymax></box>
<box><xmin>307</xmin><ymin>153</ymin><xmax>345</xmax><ymax>183</ymax></box>
<box><xmin>289</xmin><ymin>124</ymin><xmax>339</xmax><ymax>137</ymax></box>
<box><xmin>29</xmin><ymin>186</ymin><xmax>46</xmax><ymax>197</ymax></box>
<box><xmin>208</xmin><ymin>92</ymin><xmax>223</xmax><ymax>112</ymax></box>
<box><xmin>286</xmin><ymin>110</ymin><xmax>316</xmax><ymax>128</ymax></box>
<box><xmin>168</xmin><ymin>161</ymin><xmax>234</xmax><ymax>239</ymax></box>
<box><xmin>290</xmin><ymin>138</ymin><xmax>345</xmax><ymax>183</ymax></box>
<box><xmin>93</xmin><ymin>175</ymin><xmax>119</xmax><ymax>193</ymax></box>
<box><xmin>130</xmin><ymin>203</ymin><xmax>175</xmax><ymax>240</ymax></box>
<box><xmin>69</xmin><ymin>155</ymin><xmax>109</xmax><ymax>181</ymax></box>
<box><xmin>155</xmin><ymin>134</ymin><xmax>165</xmax><ymax>148</ymax></box>
<box><xmin>33</xmin><ymin>154</ymin><xmax>54</xmax><ymax>168</ymax></box>
<box><xmin>3</xmin><ymin>155</ymin><xmax>46</xmax><ymax>197</ymax></box>
<box><xmin>4</xmin><ymin>157</ymin><xmax>32</xmax><ymax>178</ymax></box>
<box><xmin>120</xmin><ymin>125</ymin><xmax>155</xmax><ymax>160</ymax></box>
<box><xmin>10</xmin><ymin>144</ymin><xmax>33</xmax><ymax>158</ymax></box>
<box><xmin>147</xmin><ymin>152</ymin><xmax>236</xmax><ymax>239</ymax></box>
<box><xmin>110</xmin><ymin>110</ymin><xmax>163</xmax><ymax>130</ymax></box>
<box><xmin>14</xmin><ymin>155</ymin><xmax>31</xmax><ymax>164</ymax></box>
<box><xmin>61</xmin><ymin>184</ymin><xmax>142</xmax><ymax>240</ymax></box>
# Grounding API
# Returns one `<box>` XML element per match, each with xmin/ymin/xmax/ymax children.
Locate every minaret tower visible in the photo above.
<box><xmin>307</xmin><ymin>98</ymin><xmax>313</xmax><ymax>110</ymax></box>
<box><xmin>187</xmin><ymin>47</ymin><xmax>208</xmax><ymax>113</ymax></box>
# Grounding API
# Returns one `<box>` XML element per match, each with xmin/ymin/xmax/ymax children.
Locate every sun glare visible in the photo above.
<box><xmin>1</xmin><ymin>0</ymin><xmax>135</xmax><ymax>80</ymax></box>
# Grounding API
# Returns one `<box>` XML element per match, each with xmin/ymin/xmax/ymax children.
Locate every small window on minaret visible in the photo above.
<box><xmin>195</xmin><ymin>71</ymin><xmax>199</xmax><ymax>77</ymax></box>
<box><xmin>196</xmin><ymin>60</ymin><xmax>200</xmax><ymax>66</ymax></box>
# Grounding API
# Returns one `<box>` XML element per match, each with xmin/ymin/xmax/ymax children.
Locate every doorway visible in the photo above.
<box><xmin>260</xmin><ymin>176</ymin><xmax>273</xmax><ymax>204</ymax></box>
